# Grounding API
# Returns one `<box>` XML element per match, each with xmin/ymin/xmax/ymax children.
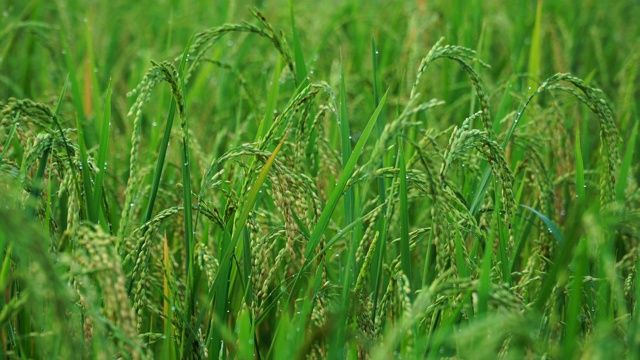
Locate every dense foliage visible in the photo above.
<box><xmin>1</xmin><ymin>1</ymin><xmax>639</xmax><ymax>358</ymax></box>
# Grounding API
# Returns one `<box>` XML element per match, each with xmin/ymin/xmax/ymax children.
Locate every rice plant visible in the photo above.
<box><xmin>1</xmin><ymin>1</ymin><xmax>639</xmax><ymax>359</ymax></box>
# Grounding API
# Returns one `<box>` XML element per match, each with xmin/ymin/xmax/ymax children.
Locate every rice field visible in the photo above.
<box><xmin>1</xmin><ymin>0</ymin><xmax>639</xmax><ymax>359</ymax></box>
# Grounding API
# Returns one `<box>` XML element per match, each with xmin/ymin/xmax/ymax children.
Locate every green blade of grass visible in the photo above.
<box><xmin>256</xmin><ymin>55</ymin><xmax>283</xmax><ymax>142</ymax></box>
<box><xmin>259</xmin><ymin>209</ymin><xmax>373</xmax><ymax>324</ymax></box>
<box><xmin>575</xmin><ymin>126</ymin><xmax>585</xmax><ymax>201</ymax></box>
<box><xmin>521</xmin><ymin>204</ymin><xmax>565</xmax><ymax>246</ymax></box>
<box><xmin>58</xmin><ymin>35</ymin><xmax>95</xmax><ymax>221</ymax></box>
<box><xmin>60</xmin><ymin>32</ymin><xmax>92</xmax><ymax>146</ymax></box>
<box><xmin>631</xmin><ymin>249</ymin><xmax>640</xmax><ymax>356</ymax></box>
<box><xmin>91</xmin><ymin>80</ymin><xmax>111</xmax><ymax>228</ymax></box>
<box><xmin>334</xmin><ymin>58</ymin><xmax>359</xmax><ymax>356</ymax></box>
<box><xmin>563</xmin><ymin>237</ymin><xmax>587</xmax><ymax>359</ymax></box>
<box><xmin>616</xmin><ymin>119</ymin><xmax>638</xmax><ymax>202</ymax></box>
<box><xmin>83</xmin><ymin>17</ymin><xmax>101</xmax><ymax>133</ymax></box>
<box><xmin>75</xmin><ymin>115</ymin><xmax>95</xmax><ymax>223</ymax></box>
<box><xmin>197</xmin><ymin>133</ymin><xmax>288</xmax><ymax>351</ymax></box>
<box><xmin>398</xmin><ymin>140</ymin><xmax>413</xmax><ymax>291</ymax></box>
<box><xmin>289</xmin><ymin>1</ymin><xmax>307</xmax><ymax>87</ymax></box>
<box><xmin>304</xmin><ymin>89</ymin><xmax>388</xmax><ymax>259</ymax></box>
<box><xmin>29</xmin><ymin>79</ymin><xmax>71</xmax><ymax>219</ymax></box>
<box><xmin>0</xmin><ymin>242</ymin><xmax>12</xmax><ymax>293</ymax></box>
<box><xmin>470</xmin><ymin>83</ymin><xmax>539</xmax><ymax>217</ymax></box>
<box><xmin>477</xmin><ymin>199</ymin><xmax>497</xmax><ymax>315</ymax></box>
<box><xmin>339</xmin><ymin>58</ymin><xmax>355</xmax><ymax>233</ymax></box>
<box><xmin>0</xmin><ymin>120</ymin><xmax>18</xmax><ymax>167</ymax></box>
<box><xmin>142</xmin><ymin>102</ymin><xmax>176</xmax><ymax>227</ymax></box>
<box><xmin>455</xmin><ymin>229</ymin><xmax>469</xmax><ymax>279</ymax></box>
<box><xmin>371</xmin><ymin>37</ymin><xmax>390</xmax><ymax>324</ymax></box>
<box><xmin>176</xmin><ymin>34</ymin><xmax>197</xmax><ymax>359</ymax></box>
<box><xmin>496</xmin><ymin>191</ymin><xmax>511</xmax><ymax>284</ymax></box>
<box><xmin>278</xmin><ymin>90</ymin><xmax>388</xmax><ymax>340</ymax></box>
<box><xmin>141</xmin><ymin>36</ymin><xmax>193</xmax><ymax>232</ymax></box>
<box><xmin>527</xmin><ymin>0</ymin><xmax>543</xmax><ymax>94</ymax></box>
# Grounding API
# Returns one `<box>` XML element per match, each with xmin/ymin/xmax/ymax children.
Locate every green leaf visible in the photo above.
<box><xmin>521</xmin><ymin>205</ymin><xmax>565</xmax><ymax>246</ymax></box>
<box><xmin>398</xmin><ymin>140</ymin><xmax>412</xmax><ymax>290</ymax></box>
<box><xmin>305</xmin><ymin>90</ymin><xmax>389</xmax><ymax>259</ymax></box>
<box><xmin>75</xmin><ymin>112</ymin><xmax>95</xmax><ymax>223</ymax></box>
<box><xmin>289</xmin><ymin>1</ymin><xmax>307</xmax><ymax>87</ymax></box>
<box><xmin>575</xmin><ymin>126</ymin><xmax>585</xmax><ymax>201</ymax></box>
<box><xmin>527</xmin><ymin>0</ymin><xmax>543</xmax><ymax>93</ymax></box>
<box><xmin>91</xmin><ymin>80</ymin><xmax>112</xmax><ymax>227</ymax></box>
<box><xmin>616</xmin><ymin>119</ymin><xmax>638</xmax><ymax>202</ymax></box>
<box><xmin>340</xmin><ymin>59</ymin><xmax>354</xmax><ymax>229</ymax></box>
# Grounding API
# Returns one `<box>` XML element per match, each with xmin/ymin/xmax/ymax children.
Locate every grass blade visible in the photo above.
<box><xmin>289</xmin><ymin>1</ymin><xmax>307</xmax><ymax>87</ymax></box>
<box><xmin>616</xmin><ymin>119</ymin><xmax>638</xmax><ymax>202</ymax></box>
<box><xmin>563</xmin><ymin>237</ymin><xmax>587</xmax><ymax>359</ymax></box>
<box><xmin>256</xmin><ymin>55</ymin><xmax>283</xmax><ymax>141</ymax></box>
<box><xmin>0</xmin><ymin>121</ymin><xmax>18</xmax><ymax>167</ymax></box>
<box><xmin>75</xmin><ymin>114</ymin><xmax>95</xmax><ymax>223</ymax></box>
<box><xmin>398</xmin><ymin>140</ymin><xmax>413</xmax><ymax>291</ymax></box>
<box><xmin>521</xmin><ymin>204</ymin><xmax>565</xmax><ymax>246</ymax></box>
<box><xmin>91</xmin><ymin>80</ymin><xmax>111</xmax><ymax>228</ymax></box>
<box><xmin>198</xmin><ymin>133</ymin><xmax>288</xmax><ymax>354</ymax></box>
<box><xmin>575</xmin><ymin>126</ymin><xmax>585</xmax><ymax>201</ymax></box>
<box><xmin>339</xmin><ymin>59</ymin><xmax>355</xmax><ymax>232</ymax></box>
<box><xmin>527</xmin><ymin>0</ymin><xmax>544</xmax><ymax>93</ymax></box>
<box><xmin>176</xmin><ymin>35</ymin><xmax>197</xmax><ymax>359</ymax></box>
<box><xmin>304</xmin><ymin>89</ymin><xmax>389</xmax><ymax>259</ymax></box>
